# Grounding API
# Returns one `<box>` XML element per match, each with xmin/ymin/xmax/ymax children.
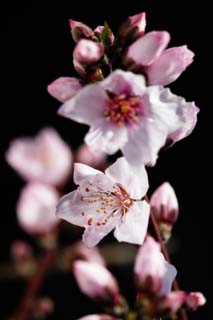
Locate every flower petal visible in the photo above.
<box><xmin>105</xmin><ymin>157</ymin><xmax>149</xmax><ymax>198</ymax></box>
<box><xmin>168</xmin><ymin>101</ymin><xmax>199</xmax><ymax>143</ymax></box>
<box><xmin>17</xmin><ymin>182</ymin><xmax>59</xmax><ymax>234</ymax></box>
<box><xmin>56</xmin><ymin>190</ymin><xmax>86</xmax><ymax>227</ymax></box>
<box><xmin>160</xmin><ymin>259</ymin><xmax>177</xmax><ymax>295</ymax></box>
<box><xmin>85</xmin><ymin>119</ymin><xmax>128</xmax><ymax>154</ymax></box>
<box><xmin>74</xmin><ymin>163</ymin><xmax>103</xmax><ymax>185</ymax></box>
<box><xmin>83</xmin><ymin>214</ymin><xmax>120</xmax><ymax>247</ymax></box>
<box><xmin>122</xmin><ymin>121</ymin><xmax>168</xmax><ymax>166</ymax></box>
<box><xmin>58</xmin><ymin>84</ymin><xmax>108</xmax><ymax>125</ymax></box>
<box><xmin>100</xmin><ymin>69</ymin><xmax>146</xmax><ymax>96</ymax></box>
<box><xmin>47</xmin><ymin>77</ymin><xmax>82</xmax><ymax>102</ymax></box>
<box><xmin>127</xmin><ymin>31</ymin><xmax>170</xmax><ymax>66</ymax></box>
<box><xmin>146</xmin><ymin>46</ymin><xmax>194</xmax><ymax>85</ymax></box>
<box><xmin>114</xmin><ymin>201</ymin><xmax>150</xmax><ymax>245</ymax></box>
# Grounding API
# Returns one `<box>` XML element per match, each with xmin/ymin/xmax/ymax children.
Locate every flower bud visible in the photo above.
<box><xmin>69</xmin><ymin>20</ymin><xmax>94</xmax><ymax>42</ymax></box>
<box><xmin>73</xmin><ymin>261</ymin><xmax>120</xmax><ymax>304</ymax></box>
<box><xmin>118</xmin><ymin>12</ymin><xmax>146</xmax><ymax>45</ymax></box>
<box><xmin>186</xmin><ymin>292</ymin><xmax>206</xmax><ymax>310</ymax></box>
<box><xmin>73</xmin><ymin>39</ymin><xmax>104</xmax><ymax>65</ymax></box>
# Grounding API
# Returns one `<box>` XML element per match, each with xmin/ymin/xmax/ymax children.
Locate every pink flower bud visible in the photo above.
<box><xmin>73</xmin><ymin>261</ymin><xmax>120</xmax><ymax>303</ymax></box>
<box><xmin>186</xmin><ymin>292</ymin><xmax>206</xmax><ymax>310</ymax></box>
<box><xmin>158</xmin><ymin>291</ymin><xmax>187</xmax><ymax>314</ymax></box>
<box><xmin>6</xmin><ymin>127</ymin><xmax>73</xmax><ymax>186</ymax></box>
<box><xmin>17</xmin><ymin>182</ymin><xmax>59</xmax><ymax>235</ymax></box>
<box><xmin>150</xmin><ymin>182</ymin><xmax>179</xmax><ymax>225</ymax></box>
<box><xmin>146</xmin><ymin>45</ymin><xmax>194</xmax><ymax>86</ymax></box>
<box><xmin>75</xmin><ymin>144</ymin><xmax>106</xmax><ymax>169</ymax></box>
<box><xmin>134</xmin><ymin>236</ymin><xmax>176</xmax><ymax>295</ymax></box>
<box><xmin>118</xmin><ymin>12</ymin><xmax>146</xmax><ymax>44</ymax></box>
<box><xmin>73</xmin><ymin>39</ymin><xmax>104</xmax><ymax>65</ymax></box>
<box><xmin>47</xmin><ymin>77</ymin><xmax>82</xmax><ymax>102</ymax></box>
<box><xmin>69</xmin><ymin>20</ymin><xmax>94</xmax><ymax>42</ymax></box>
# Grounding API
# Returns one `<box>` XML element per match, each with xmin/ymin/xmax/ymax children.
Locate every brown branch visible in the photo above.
<box><xmin>150</xmin><ymin>209</ymin><xmax>188</xmax><ymax>320</ymax></box>
<box><xmin>15</xmin><ymin>248</ymin><xmax>57</xmax><ymax>320</ymax></box>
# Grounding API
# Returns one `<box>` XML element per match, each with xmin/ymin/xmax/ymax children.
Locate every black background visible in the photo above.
<box><xmin>0</xmin><ymin>1</ymin><xmax>209</xmax><ymax>319</ymax></box>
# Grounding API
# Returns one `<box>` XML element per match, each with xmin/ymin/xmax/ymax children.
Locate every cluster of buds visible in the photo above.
<box><xmin>73</xmin><ymin>237</ymin><xmax>205</xmax><ymax>319</ymax></box>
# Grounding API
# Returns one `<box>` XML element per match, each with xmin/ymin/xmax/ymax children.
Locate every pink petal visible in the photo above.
<box><xmin>168</xmin><ymin>101</ymin><xmax>199</xmax><ymax>143</ymax></box>
<box><xmin>101</xmin><ymin>69</ymin><xmax>146</xmax><ymax>97</ymax></box>
<box><xmin>75</xmin><ymin>144</ymin><xmax>106</xmax><ymax>169</ymax></box>
<box><xmin>85</xmin><ymin>119</ymin><xmax>128</xmax><ymax>154</ymax></box>
<box><xmin>186</xmin><ymin>292</ymin><xmax>206</xmax><ymax>310</ymax></box>
<box><xmin>114</xmin><ymin>201</ymin><xmax>150</xmax><ymax>245</ymax></box>
<box><xmin>127</xmin><ymin>31</ymin><xmax>170</xmax><ymax>66</ymax></box>
<box><xmin>69</xmin><ymin>19</ymin><xmax>94</xmax><ymax>42</ymax></box>
<box><xmin>146</xmin><ymin>45</ymin><xmax>194</xmax><ymax>85</ymax></box>
<box><xmin>134</xmin><ymin>236</ymin><xmax>165</xmax><ymax>293</ymax></box>
<box><xmin>150</xmin><ymin>182</ymin><xmax>179</xmax><ymax>224</ymax></box>
<box><xmin>74</xmin><ymin>163</ymin><xmax>103</xmax><ymax>185</ymax></box>
<box><xmin>56</xmin><ymin>190</ymin><xmax>87</xmax><ymax>227</ymax></box>
<box><xmin>47</xmin><ymin>77</ymin><xmax>82</xmax><ymax>102</ymax></box>
<box><xmin>105</xmin><ymin>157</ymin><xmax>149</xmax><ymax>199</ymax></box>
<box><xmin>122</xmin><ymin>120</ymin><xmax>168</xmax><ymax>166</ymax></box>
<box><xmin>73</xmin><ymin>261</ymin><xmax>120</xmax><ymax>300</ymax></box>
<box><xmin>73</xmin><ymin>39</ymin><xmax>104</xmax><ymax>64</ymax></box>
<box><xmin>6</xmin><ymin>128</ymin><xmax>73</xmax><ymax>186</ymax></box>
<box><xmin>83</xmin><ymin>214</ymin><xmax>120</xmax><ymax>247</ymax></box>
<box><xmin>128</xmin><ymin>12</ymin><xmax>146</xmax><ymax>36</ymax></box>
<box><xmin>58</xmin><ymin>84</ymin><xmax>108</xmax><ymax>125</ymax></box>
<box><xmin>17</xmin><ymin>182</ymin><xmax>59</xmax><ymax>234</ymax></box>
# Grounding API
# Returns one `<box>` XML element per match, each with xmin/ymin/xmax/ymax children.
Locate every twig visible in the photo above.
<box><xmin>15</xmin><ymin>248</ymin><xmax>57</xmax><ymax>320</ymax></box>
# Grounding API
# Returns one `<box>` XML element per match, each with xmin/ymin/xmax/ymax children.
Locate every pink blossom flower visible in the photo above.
<box><xmin>118</xmin><ymin>12</ymin><xmax>146</xmax><ymax>44</ymax></box>
<box><xmin>134</xmin><ymin>236</ymin><xmax>177</xmax><ymax>295</ymax></box>
<box><xmin>150</xmin><ymin>182</ymin><xmax>178</xmax><ymax>224</ymax></box>
<box><xmin>59</xmin><ymin>70</ymin><xmax>198</xmax><ymax>166</ymax></box>
<box><xmin>73</xmin><ymin>39</ymin><xmax>104</xmax><ymax>65</ymax></box>
<box><xmin>17</xmin><ymin>182</ymin><xmax>59</xmax><ymax>234</ymax></box>
<box><xmin>126</xmin><ymin>30</ymin><xmax>194</xmax><ymax>86</ymax></box>
<box><xmin>73</xmin><ymin>260</ymin><xmax>120</xmax><ymax>302</ymax></box>
<box><xmin>56</xmin><ymin>157</ymin><xmax>149</xmax><ymax>247</ymax></box>
<box><xmin>47</xmin><ymin>77</ymin><xmax>82</xmax><ymax>102</ymax></box>
<box><xmin>75</xmin><ymin>144</ymin><xmax>106</xmax><ymax>169</ymax></box>
<box><xmin>185</xmin><ymin>292</ymin><xmax>206</xmax><ymax>310</ymax></box>
<box><xmin>6</xmin><ymin>127</ymin><xmax>73</xmax><ymax>186</ymax></box>
<box><xmin>79</xmin><ymin>315</ymin><xmax>120</xmax><ymax>320</ymax></box>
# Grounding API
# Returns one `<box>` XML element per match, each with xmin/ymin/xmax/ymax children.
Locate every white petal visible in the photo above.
<box><xmin>83</xmin><ymin>214</ymin><xmax>120</xmax><ymax>247</ymax></box>
<box><xmin>58</xmin><ymin>84</ymin><xmax>108</xmax><ymax>125</ymax></box>
<box><xmin>85</xmin><ymin>119</ymin><xmax>128</xmax><ymax>154</ymax></box>
<box><xmin>160</xmin><ymin>259</ymin><xmax>177</xmax><ymax>295</ymax></box>
<box><xmin>122</xmin><ymin>121</ymin><xmax>167</xmax><ymax>166</ymax></box>
<box><xmin>105</xmin><ymin>157</ymin><xmax>149</xmax><ymax>198</ymax></box>
<box><xmin>56</xmin><ymin>190</ymin><xmax>86</xmax><ymax>227</ymax></box>
<box><xmin>100</xmin><ymin>69</ymin><xmax>146</xmax><ymax>96</ymax></box>
<box><xmin>114</xmin><ymin>201</ymin><xmax>150</xmax><ymax>245</ymax></box>
<box><xmin>74</xmin><ymin>163</ymin><xmax>103</xmax><ymax>185</ymax></box>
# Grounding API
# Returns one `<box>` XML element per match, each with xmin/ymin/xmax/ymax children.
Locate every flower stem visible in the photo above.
<box><xmin>15</xmin><ymin>248</ymin><xmax>57</xmax><ymax>320</ymax></box>
<box><xmin>150</xmin><ymin>209</ymin><xmax>188</xmax><ymax>320</ymax></box>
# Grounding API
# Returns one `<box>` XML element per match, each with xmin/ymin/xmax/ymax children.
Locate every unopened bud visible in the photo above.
<box><xmin>69</xmin><ymin>20</ymin><xmax>94</xmax><ymax>42</ymax></box>
<box><xmin>73</xmin><ymin>39</ymin><xmax>104</xmax><ymax>65</ymax></box>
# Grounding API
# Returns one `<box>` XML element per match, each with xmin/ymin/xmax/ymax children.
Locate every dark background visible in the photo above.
<box><xmin>0</xmin><ymin>1</ymin><xmax>209</xmax><ymax>319</ymax></box>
